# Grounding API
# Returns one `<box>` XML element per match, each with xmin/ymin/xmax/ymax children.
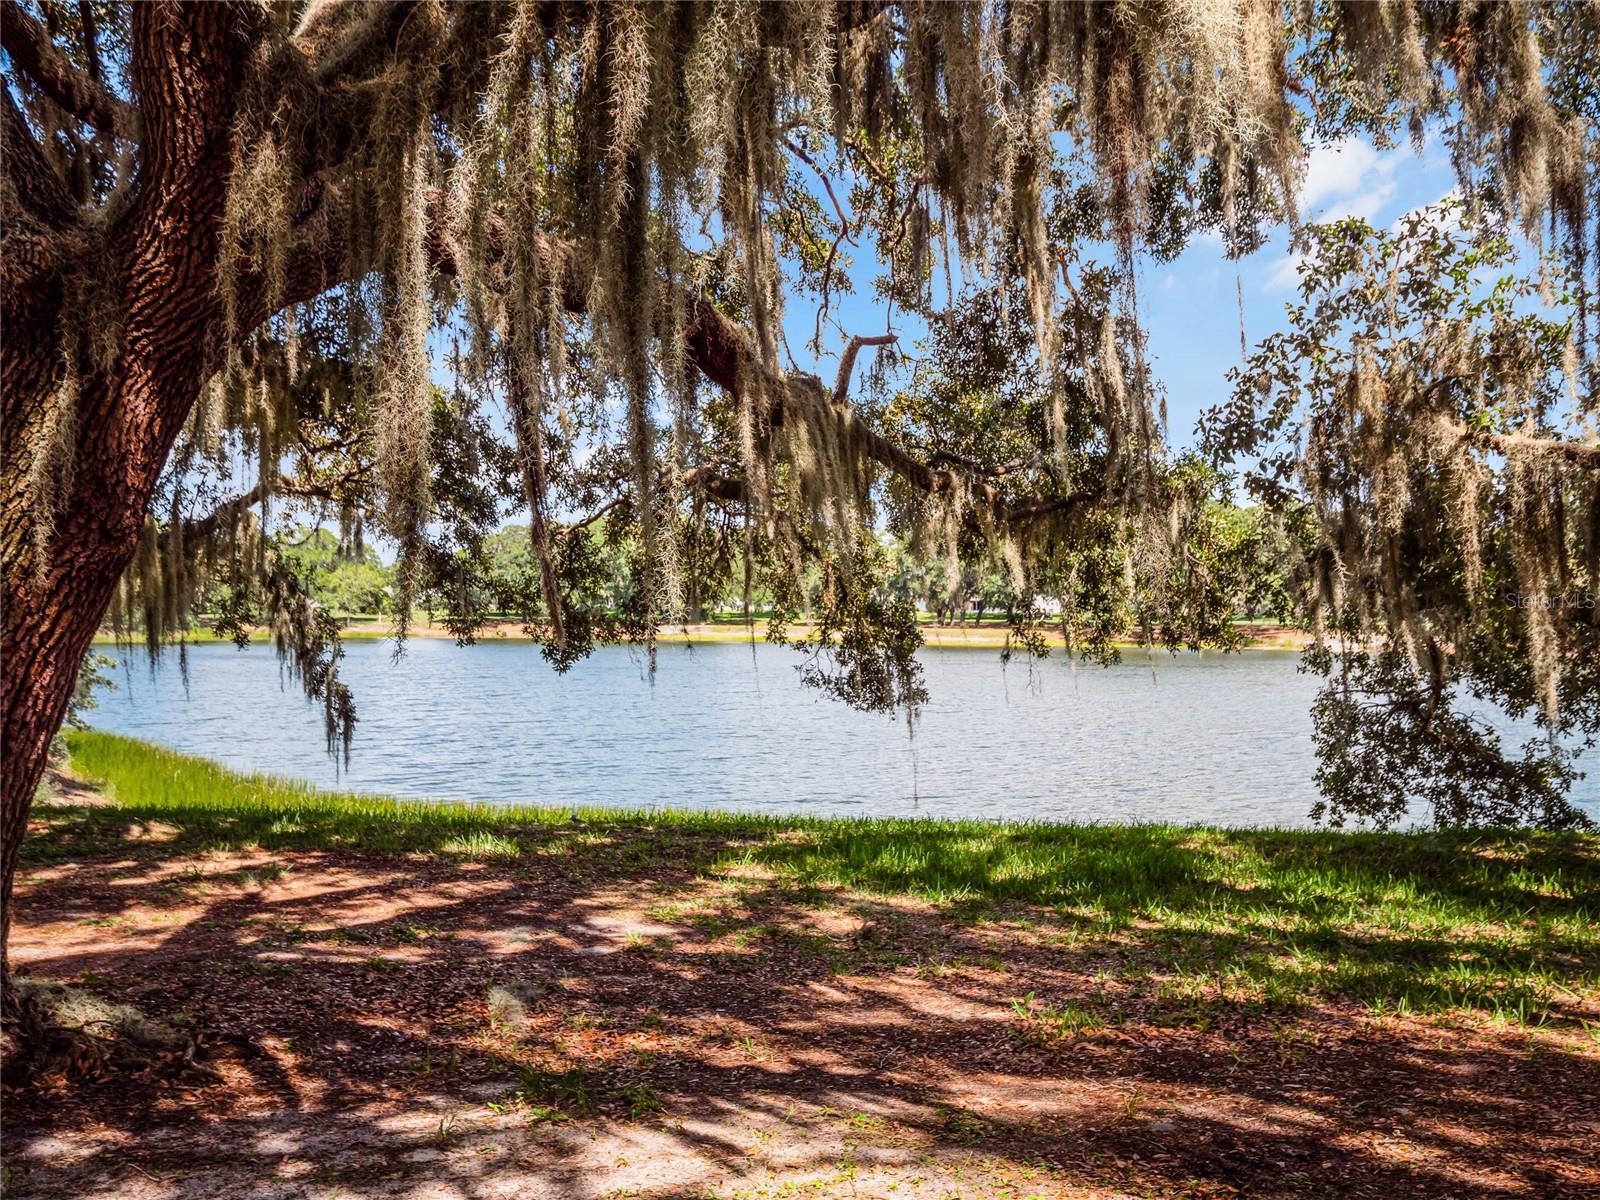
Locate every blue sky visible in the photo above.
<box><xmin>778</xmin><ymin>134</ymin><xmax>1464</xmax><ymax>451</ymax></box>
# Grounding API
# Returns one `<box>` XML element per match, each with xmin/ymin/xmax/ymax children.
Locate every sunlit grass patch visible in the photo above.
<box><xmin>439</xmin><ymin>831</ymin><xmax>521</xmax><ymax>860</ymax></box>
<box><xmin>488</xmin><ymin>1065</ymin><xmax>663</xmax><ymax>1123</ymax></box>
<box><xmin>1011</xmin><ymin>992</ymin><xmax>1107</xmax><ymax>1041</ymax></box>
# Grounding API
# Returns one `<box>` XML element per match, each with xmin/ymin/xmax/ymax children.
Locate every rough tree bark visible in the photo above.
<box><xmin>1</xmin><ymin>2</ymin><xmax>254</xmax><ymax>990</ymax></box>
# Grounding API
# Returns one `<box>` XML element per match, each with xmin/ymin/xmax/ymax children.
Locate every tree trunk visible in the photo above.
<box><xmin>0</xmin><ymin>2</ymin><xmax>250</xmax><ymax>990</ymax></box>
<box><xmin>1</xmin><ymin>353</ymin><xmax>227</xmax><ymax>984</ymax></box>
<box><xmin>0</xmin><ymin>456</ymin><xmax>144</xmax><ymax>979</ymax></box>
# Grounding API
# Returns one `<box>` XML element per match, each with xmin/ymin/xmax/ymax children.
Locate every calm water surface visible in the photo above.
<box><xmin>87</xmin><ymin>639</ymin><xmax>1598</xmax><ymax>826</ymax></box>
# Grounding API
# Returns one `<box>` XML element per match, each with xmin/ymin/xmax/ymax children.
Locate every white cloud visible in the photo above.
<box><xmin>1262</xmin><ymin>139</ymin><xmax>1409</xmax><ymax>292</ymax></box>
<box><xmin>1327</xmin><ymin>179</ymin><xmax>1399</xmax><ymax>223</ymax></box>
<box><xmin>1390</xmin><ymin>189</ymin><xmax>1463</xmax><ymax>235</ymax></box>
<box><xmin>1299</xmin><ymin>138</ymin><xmax>1403</xmax><ymax>224</ymax></box>
<box><xmin>1301</xmin><ymin>139</ymin><xmax>1377</xmax><ymax>208</ymax></box>
<box><xmin>1265</xmin><ymin>251</ymin><xmax>1306</xmax><ymax>292</ymax></box>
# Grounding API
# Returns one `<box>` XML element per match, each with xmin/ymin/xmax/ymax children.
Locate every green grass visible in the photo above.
<box><xmin>37</xmin><ymin>730</ymin><xmax>1600</xmax><ymax>1023</ymax></box>
<box><xmin>1011</xmin><ymin>992</ymin><xmax>1106</xmax><ymax>1040</ymax></box>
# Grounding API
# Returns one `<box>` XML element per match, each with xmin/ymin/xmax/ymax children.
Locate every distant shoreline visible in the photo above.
<box><xmin>93</xmin><ymin>619</ymin><xmax>1313</xmax><ymax>652</ymax></box>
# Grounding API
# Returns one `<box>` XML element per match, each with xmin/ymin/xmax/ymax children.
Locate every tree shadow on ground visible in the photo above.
<box><xmin>3</xmin><ymin>800</ymin><xmax>1597</xmax><ymax>1198</ymax></box>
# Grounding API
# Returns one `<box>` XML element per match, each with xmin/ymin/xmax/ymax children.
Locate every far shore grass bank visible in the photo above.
<box><xmin>92</xmin><ymin>617</ymin><xmax>1311</xmax><ymax>651</ymax></box>
<box><xmin>43</xmin><ymin>729</ymin><xmax>1600</xmax><ymax>1025</ymax></box>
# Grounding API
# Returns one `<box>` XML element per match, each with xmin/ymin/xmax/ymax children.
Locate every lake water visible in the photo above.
<box><xmin>85</xmin><ymin>638</ymin><xmax>1598</xmax><ymax>827</ymax></box>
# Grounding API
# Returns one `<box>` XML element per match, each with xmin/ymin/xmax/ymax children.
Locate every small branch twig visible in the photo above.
<box><xmin>782</xmin><ymin>137</ymin><xmax>855</xmax><ymax>246</ymax></box>
<box><xmin>833</xmin><ymin>333</ymin><xmax>897</xmax><ymax>405</ymax></box>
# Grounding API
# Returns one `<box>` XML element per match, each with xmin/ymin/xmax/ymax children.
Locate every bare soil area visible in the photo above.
<box><xmin>3</xmin><ymin>795</ymin><xmax>1595</xmax><ymax>1200</ymax></box>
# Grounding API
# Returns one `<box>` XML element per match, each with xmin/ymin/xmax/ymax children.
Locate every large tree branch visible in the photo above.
<box><xmin>926</xmin><ymin>450</ymin><xmax>1060</xmax><ymax>481</ymax></box>
<box><xmin>0</xmin><ymin>89</ymin><xmax>80</xmax><ymax>299</ymax></box>
<box><xmin>183</xmin><ymin>482</ymin><xmax>269</xmax><ymax>541</ymax></box>
<box><xmin>0</xmin><ymin>86</ymin><xmax>76</xmax><ymax>227</ymax></box>
<box><xmin>1456</xmin><ymin>422</ymin><xmax>1600</xmax><ymax>468</ymax></box>
<box><xmin>1</xmin><ymin>89</ymin><xmax>78</xmax><ymax>430</ymax></box>
<box><xmin>678</xmin><ymin>464</ymin><xmax>751</xmax><ymax>505</ymax></box>
<box><xmin>127</xmin><ymin>0</ymin><xmax>258</xmax><ymax>181</ymax></box>
<box><xmin>1</xmin><ymin>0</ymin><xmax>141</xmax><ymax>140</ymax></box>
<box><xmin>1421</xmin><ymin>376</ymin><xmax>1600</xmax><ymax>468</ymax></box>
<box><xmin>294</xmin><ymin>0</ymin><xmax>419</xmax><ymax>80</ymax></box>
<box><xmin>182</xmin><ymin>473</ymin><xmax>362</xmax><ymax>541</ymax></box>
<box><xmin>833</xmin><ymin>333</ymin><xmax>896</xmax><ymax>404</ymax></box>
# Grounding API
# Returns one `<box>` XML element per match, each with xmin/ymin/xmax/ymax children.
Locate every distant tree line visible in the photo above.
<box><xmin>159</xmin><ymin>500</ymin><xmax>1300</xmax><ymax>635</ymax></box>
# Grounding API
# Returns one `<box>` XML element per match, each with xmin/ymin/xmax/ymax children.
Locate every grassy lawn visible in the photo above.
<box><xmin>51</xmin><ymin>730</ymin><xmax>1600</xmax><ymax>1025</ymax></box>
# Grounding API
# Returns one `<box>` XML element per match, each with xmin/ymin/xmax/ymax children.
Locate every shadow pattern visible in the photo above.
<box><xmin>3</xmin><ymin>801</ymin><xmax>1597</xmax><ymax>1198</ymax></box>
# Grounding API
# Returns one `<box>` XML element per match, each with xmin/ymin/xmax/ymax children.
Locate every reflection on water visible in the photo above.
<box><xmin>87</xmin><ymin>638</ymin><xmax>1597</xmax><ymax>827</ymax></box>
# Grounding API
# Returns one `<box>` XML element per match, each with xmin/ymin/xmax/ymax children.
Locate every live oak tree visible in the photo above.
<box><xmin>4</xmin><ymin>0</ymin><xmax>1599</xmax><ymax>994</ymax></box>
<box><xmin>1205</xmin><ymin>206</ymin><xmax>1600</xmax><ymax>829</ymax></box>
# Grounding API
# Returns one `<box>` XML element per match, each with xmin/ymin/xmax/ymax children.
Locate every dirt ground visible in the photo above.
<box><xmin>3</xmin><ymin>795</ymin><xmax>1596</xmax><ymax>1199</ymax></box>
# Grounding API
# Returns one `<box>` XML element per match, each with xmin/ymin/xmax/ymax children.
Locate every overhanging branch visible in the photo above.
<box><xmin>833</xmin><ymin>333</ymin><xmax>896</xmax><ymax>404</ymax></box>
<box><xmin>265</xmin><ymin>188</ymin><xmax>1104</xmax><ymax>534</ymax></box>
<box><xmin>1</xmin><ymin>87</ymin><xmax>76</xmax><ymax>229</ymax></box>
<box><xmin>1422</xmin><ymin>376</ymin><xmax>1600</xmax><ymax>468</ymax></box>
<box><xmin>182</xmin><ymin>476</ymin><xmax>360</xmax><ymax>541</ymax></box>
<box><xmin>1458</xmin><ymin>423</ymin><xmax>1600</xmax><ymax>468</ymax></box>
<box><xmin>1</xmin><ymin>0</ymin><xmax>141</xmax><ymax>140</ymax></box>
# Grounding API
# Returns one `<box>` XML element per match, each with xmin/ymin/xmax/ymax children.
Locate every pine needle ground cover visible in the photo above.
<box><xmin>3</xmin><ymin>731</ymin><xmax>1597</xmax><ymax>1198</ymax></box>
